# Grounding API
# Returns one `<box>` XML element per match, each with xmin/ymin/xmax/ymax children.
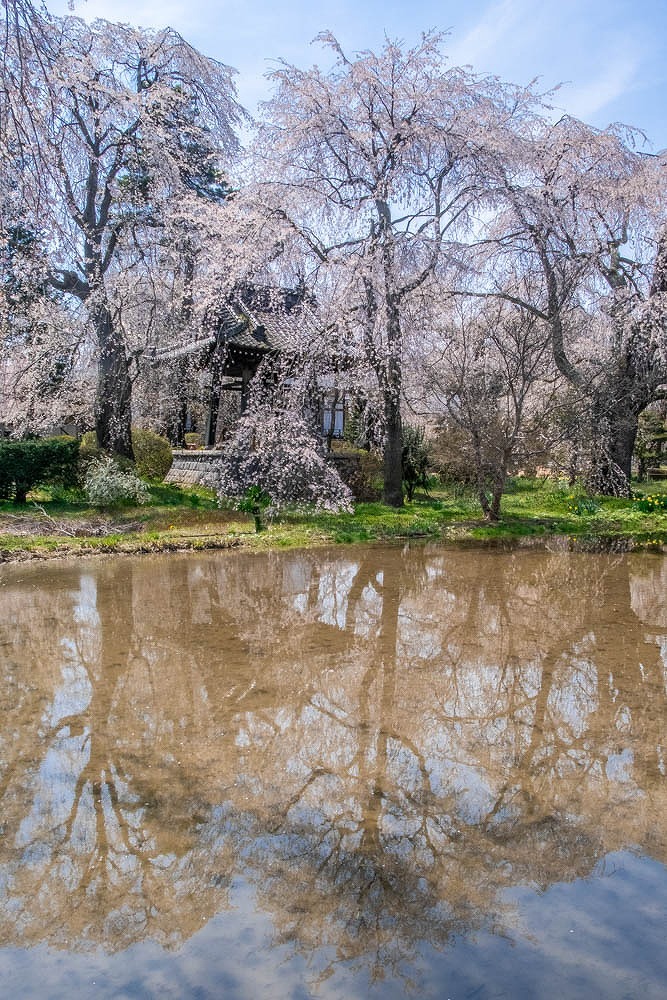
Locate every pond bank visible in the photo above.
<box><xmin>1</xmin><ymin>479</ymin><xmax>666</xmax><ymax>563</ymax></box>
<box><xmin>1</xmin><ymin>512</ymin><xmax>665</xmax><ymax>564</ymax></box>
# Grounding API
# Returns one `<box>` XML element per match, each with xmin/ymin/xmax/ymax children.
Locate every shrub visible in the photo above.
<box><xmin>131</xmin><ymin>428</ymin><xmax>173</xmax><ymax>481</ymax></box>
<box><xmin>84</xmin><ymin>457</ymin><xmax>150</xmax><ymax>506</ymax></box>
<box><xmin>79</xmin><ymin>427</ymin><xmax>172</xmax><ymax>481</ymax></box>
<box><xmin>0</xmin><ymin>436</ymin><xmax>80</xmax><ymax>503</ymax></box>
<box><xmin>402</xmin><ymin>424</ymin><xmax>431</xmax><ymax>501</ymax></box>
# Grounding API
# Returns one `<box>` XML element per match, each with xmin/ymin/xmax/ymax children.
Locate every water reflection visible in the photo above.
<box><xmin>0</xmin><ymin>545</ymin><xmax>666</xmax><ymax>996</ymax></box>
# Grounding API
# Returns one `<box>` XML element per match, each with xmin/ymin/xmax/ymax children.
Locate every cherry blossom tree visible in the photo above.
<box><xmin>0</xmin><ymin>214</ymin><xmax>94</xmax><ymax>433</ymax></box>
<box><xmin>212</xmin><ymin>357</ymin><xmax>353</xmax><ymax>522</ymax></box>
<box><xmin>249</xmin><ymin>32</ymin><xmax>546</xmax><ymax>506</ymax></box>
<box><xmin>482</xmin><ymin>117</ymin><xmax>667</xmax><ymax>495</ymax></box>
<box><xmin>1</xmin><ymin>1</ymin><xmax>242</xmax><ymax>456</ymax></box>
<box><xmin>410</xmin><ymin>290</ymin><xmax>559</xmax><ymax>519</ymax></box>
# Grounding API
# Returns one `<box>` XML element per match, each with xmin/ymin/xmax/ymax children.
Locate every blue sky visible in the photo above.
<box><xmin>50</xmin><ymin>0</ymin><xmax>666</xmax><ymax>149</ymax></box>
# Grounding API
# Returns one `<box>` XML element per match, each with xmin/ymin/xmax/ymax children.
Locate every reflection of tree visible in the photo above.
<box><xmin>0</xmin><ymin>562</ymin><xmax>233</xmax><ymax>952</ymax></box>
<box><xmin>214</xmin><ymin>546</ymin><xmax>667</xmax><ymax>982</ymax></box>
<box><xmin>0</xmin><ymin>545</ymin><xmax>665</xmax><ymax>987</ymax></box>
<box><xmin>232</xmin><ymin>549</ymin><xmax>506</xmax><ymax>986</ymax></box>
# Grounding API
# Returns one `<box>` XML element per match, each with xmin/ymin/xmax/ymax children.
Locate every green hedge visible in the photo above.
<box><xmin>0</xmin><ymin>436</ymin><xmax>80</xmax><ymax>503</ymax></box>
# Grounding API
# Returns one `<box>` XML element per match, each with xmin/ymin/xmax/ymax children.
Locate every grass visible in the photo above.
<box><xmin>0</xmin><ymin>476</ymin><xmax>665</xmax><ymax>562</ymax></box>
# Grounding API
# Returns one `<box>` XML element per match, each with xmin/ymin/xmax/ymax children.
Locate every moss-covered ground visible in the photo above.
<box><xmin>0</xmin><ymin>476</ymin><xmax>665</xmax><ymax>562</ymax></box>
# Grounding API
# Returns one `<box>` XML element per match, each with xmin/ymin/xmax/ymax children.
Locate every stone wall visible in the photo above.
<box><xmin>165</xmin><ymin>447</ymin><xmax>380</xmax><ymax>499</ymax></box>
<box><xmin>165</xmin><ymin>449</ymin><xmax>222</xmax><ymax>486</ymax></box>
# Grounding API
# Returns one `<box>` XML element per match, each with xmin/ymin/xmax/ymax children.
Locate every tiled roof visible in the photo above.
<box><xmin>225</xmin><ymin>293</ymin><xmax>319</xmax><ymax>354</ymax></box>
<box><xmin>151</xmin><ymin>290</ymin><xmax>319</xmax><ymax>363</ymax></box>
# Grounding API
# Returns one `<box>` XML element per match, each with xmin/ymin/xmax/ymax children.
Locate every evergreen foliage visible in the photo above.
<box><xmin>401</xmin><ymin>425</ymin><xmax>431</xmax><ymax>501</ymax></box>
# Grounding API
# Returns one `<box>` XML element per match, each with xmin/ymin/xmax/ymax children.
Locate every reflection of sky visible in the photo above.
<box><xmin>45</xmin><ymin>657</ymin><xmax>92</xmax><ymax>729</ymax></box>
<box><xmin>396</xmin><ymin>592</ymin><xmax>458</xmax><ymax>662</ymax></box>
<box><xmin>282</xmin><ymin>560</ymin><xmax>312</xmax><ymax>615</ymax></box>
<box><xmin>47</xmin><ymin>574</ymin><xmax>99</xmax><ymax>729</ymax></box>
<box><xmin>317</xmin><ymin>562</ymin><xmax>359</xmax><ymax>629</ymax></box>
<box><xmin>15</xmin><ymin>730</ymin><xmax>90</xmax><ymax>851</ymax></box>
<box><xmin>605</xmin><ymin>749</ymin><xmax>634</xmax><ymax>783</ymax></box>
<box><xmin>548</xmin><ymin>657</ymin><xmax>598</xmax><ymax>741</ymax></box>
<box><xmin>352</xmin><ymin>583</ymin><xmax>382</xmax><ymax>638</ymax></box>
<box><xmin>21</xmin><ymin>576</ymin><xmax>98</xmax><ymax>855</ymax></box>
<box><xmin>72</xmin><ymin>574</ymin><xmax>99</xmax><ymax>627</ymax></box>
<box><xmin>1</xmin><ymin>849</ymin><xmax>666</xmax><ymax>999</ymax></box>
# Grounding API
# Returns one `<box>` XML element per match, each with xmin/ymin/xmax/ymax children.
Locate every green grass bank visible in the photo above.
<box><xmin>1</xmin><ymin>476</ymin><xmax>666</xmax><ymax>562</ymax></box>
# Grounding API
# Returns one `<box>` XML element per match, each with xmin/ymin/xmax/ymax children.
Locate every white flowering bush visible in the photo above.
<box><xmin>84</xmin><ymin>457</ymin><xmax>150</xmax><ymax>506</ymax></box>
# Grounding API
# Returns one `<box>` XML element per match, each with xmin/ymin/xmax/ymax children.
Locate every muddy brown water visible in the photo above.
<box><xmin>0</xmin><ymin>543</ymin><xmax>666</xmax><ymax>999</ymax></box>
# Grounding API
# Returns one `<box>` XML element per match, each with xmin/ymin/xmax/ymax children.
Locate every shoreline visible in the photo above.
<box><xmin>2</xmin><ymin>479</ymin><xmax>666</xmax><ymax>564</ymax></box>
<box><xmin>1</xmin><ymin>522</ymin><xmax>665</xmax><ymax>565</ymax></box>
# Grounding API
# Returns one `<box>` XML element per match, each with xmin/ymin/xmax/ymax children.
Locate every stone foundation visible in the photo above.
<box><xmin>165</xmin><ymin>447</ymin><xmax>377</xmax><ymax>499</ymax></box>
<box><xmin>165</xmin><ymin>449</ymin><xmax>222</xmax><ymax>486</ymax></box>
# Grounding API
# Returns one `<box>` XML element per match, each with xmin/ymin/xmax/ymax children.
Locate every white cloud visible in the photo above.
<box><xmin>563</xmin><ymin>52</ymin><xmax>640</xmax><ymax>123</ymax></box>
<box><xmin>442</xmin><ymin>0</ymin><xmax>658</xmax><ymax>135</ymax></box>
<box><xmin>446</xmin><ymin>0</ymin><xmax>532</xmax><ymax>69</ymax></box>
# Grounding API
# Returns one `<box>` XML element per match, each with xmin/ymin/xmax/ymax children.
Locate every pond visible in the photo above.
<box><xmin>0</xmin><ymin>544</ymin><xmax>666</xmax><ymax>999</ymax></box>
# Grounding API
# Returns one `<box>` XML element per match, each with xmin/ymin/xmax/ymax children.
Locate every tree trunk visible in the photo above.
<box><xmin>587</xmin><ymin>381</ymin><xmax>644</xmax><ymax>497</ymax></box>
<box><xmin>477</xmin><ymin>479</ymin><xmax>503</xmax><ymax>522</ymax></box>
<box><xmin>164</xmin><ymin>358</ymin><xmax>189</xmax><ymax>447</ymax></box>
<box><xmin>94</xmin><ymin>305</ymin><xmax>134</xmax><ymax>460</ymax></box>
<box><xmin>609</xmin><ymin>411</ymin><xmax>639</xmax><ymax>483</ymax></box>
<box><xmin>475</xmin><ymin>451</ymin><xmax>508</xmax><ymax>522</ymax></box>
<box><xmin>489</xmin><ymin>477</ymin><xmax>504</xmax><ymax>521</ymax></box>
<box><xmin>380</xmin><ymin>286</ymin><xmax>404</xmax><ymax>508</ymax></box>
<box><xmin>382</xmin><ymin>392</ymin><xmax>403</xmax><ymax>507</ymax></box>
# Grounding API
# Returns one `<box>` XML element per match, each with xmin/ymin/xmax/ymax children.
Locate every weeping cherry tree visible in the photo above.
<box><xmin>1</xmin><ymin>1</ymin><xmax>242</xmax><ymax>455</ymax></box>
<box><xmin>249</xmin><ymin>31</ymin><xmax>546</xmax><ymax>506</ymax></box>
